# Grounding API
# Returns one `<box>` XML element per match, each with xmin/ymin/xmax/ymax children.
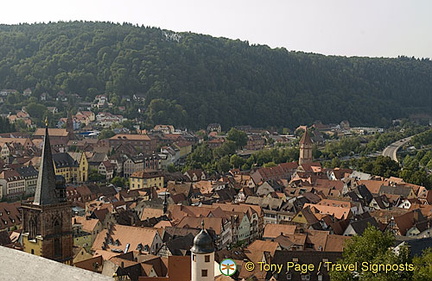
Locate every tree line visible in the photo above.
<box><xmin>0</xmin><ymin>21</ymin><xmax>431</xmax><ymax>130</ymax></box>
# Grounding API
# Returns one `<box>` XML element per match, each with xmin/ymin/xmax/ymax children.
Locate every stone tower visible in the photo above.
<box><xmin>66</xmin><ymin>111</ymin><xmax>73</xmax><ymax>135</ymax></box>
<box><xmin>299</xmin><ymin>130</ymin><xmax>313</xmax><ymax>165</ymax></box>
<box><xmin>21</xmin><ymin>122</ymin><xmax>73</xmax><ymax>264</ymax></box>
<box><xmin>191</xmin><ymin>223</ymin><xmax>215</xmax><ymax>281</ymax></box>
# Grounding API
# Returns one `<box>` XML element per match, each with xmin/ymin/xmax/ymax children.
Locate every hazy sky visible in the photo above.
<box><xmin>2</xmin><ymin>0</ymin><xmax>432</xmax><ymax>58</ymax></box>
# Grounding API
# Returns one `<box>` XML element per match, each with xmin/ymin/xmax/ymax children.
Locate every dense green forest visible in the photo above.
<box><xmin>0</xmin><ymin>21</ymin><xmax>431</xmax><ymax>129</ymax></box>
<box><xmin>0</xmin><ymin>117</ymin><xmax>15</xmax><ymax>133</ymax></box>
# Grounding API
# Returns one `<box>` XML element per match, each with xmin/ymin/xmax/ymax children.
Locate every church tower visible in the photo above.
<box><xmin>21</xmin><ymin>121</ymin><xmax>73</xmax><ymax>264</ymax></box>
<box><xmin>299</xmin><ymin>129</ymin><xmax>313</xmax><ymax>165</ymax></box>
<box><xmin>191</xmin><ymin>223</ymin><xmax>215</xmax><ymax>281</ymax></box>
<box><xmin>66</xmin><ymin>111</ymin><xmax>73</xmax><ymax>135</ymax></box>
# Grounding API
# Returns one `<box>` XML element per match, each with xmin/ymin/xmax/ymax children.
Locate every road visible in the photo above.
<box><xmin>382</xmin><ymin>136</ymin><xmax>413</xmax><ymax>162</ymax></box>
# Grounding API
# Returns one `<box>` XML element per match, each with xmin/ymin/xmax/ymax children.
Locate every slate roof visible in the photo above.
<box><xmin>53</xmin><ymin>153</ymin><xmax>79</xmax><ymax>168</ymax></box>
<box><xmin>164</xmin><ymin>233</ymin><xmax>195</xmax><ymax>256</ymax></box>
<box><xmin>349</xmin><ymin>217</ymin><xmax>380</xmax><ymax>235</ymax></box>
<box><xmin>15</xmin><ymin>165</ymin><xmax>38</xmax><ymax>178</ymax></box>
<box><xmin>33</xmin><ymin>126</ymin><xmax>60</xmax><ymax>205</ymax></box>
<box><xmin>88</xmin><ymin>152</ymin><xmax>107</xmax><ymax>163</ymax></box>
<box><xmin>403</xmin><ymin>237</ymin><xmax>432</xmax><ymax>257</ymax></box>
<box><xmin>379</xmin><ymin>185</ymin><xmax>413</xmax><ymax>198</ymax></box>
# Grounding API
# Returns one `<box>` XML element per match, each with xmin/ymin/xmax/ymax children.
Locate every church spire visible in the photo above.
<box><xmin>33</xmin><ymin>120</ymin><xmax>60</xmax><ymax>205</ymax></box>
<box><xmin>299</xmin><ymin>129</ymin><xmax>313</xmax><ymax>165</ymax></box>
<box><xmin>163</xmin><ymin>192</ymin><xmax>168</xmax><ymax>214</ymax></box>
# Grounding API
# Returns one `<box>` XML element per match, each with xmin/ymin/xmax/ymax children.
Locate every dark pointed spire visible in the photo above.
<box><xmin>66</xmin><ymin>110</ymin><xmax>73</xmax><ymax>134</ymax></box>
<box><xmin>33</xmin><ymin>120</ymin><xmax>60</xmax><ymax>205</ymax></box>
<box><xmin>163</xmin><ymin>192</ymin><xmax>168</xmax><ymax>214</ymax></box>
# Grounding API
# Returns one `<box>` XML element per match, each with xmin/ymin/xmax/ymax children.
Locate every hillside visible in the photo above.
<box><xmin>0</xmin><ymin>21</ymin><xmax>431</xmax><ymax>129</ymax></box>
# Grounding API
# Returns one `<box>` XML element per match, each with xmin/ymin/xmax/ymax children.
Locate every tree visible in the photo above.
<box><xmin>25</xmin><ymin>102</ymin><xmax>47</xmax><ymax>121</ymax></box>
<box><xmin>88</xmin><ymin>169</ymin><xmax>105</xmax><ymax>182</ymax></box>
<box><xmin>111</xmin><ymin>176</ymin><xmax>127</xmax><ymax>188</ymax></box>
<box><xmin>98</xmin><ymin>129</ymin><xmax>115</xmax><ymax>140</ymax></box>
<box><xmin>185</xmin><ymin>143</ymin><xmax>213</xmax><ymax>170</ymax></box>
<box><xmin>371</xmin><ymin>156</ymin><xmax>400</xmax><ymax>178</ymax></box>
<box><xmin>263</xmin><ymin>161</ymin><xmax>277</xmax><ymax>168</ymax></box>
<box><xmin>330</xmin><ymin>226</ymin><xmax>413</xmax><ymax>281</ymax></box>
<box><xmin>213</xmin><ymin>141</ymin><xmax>237</xmax><ymax>159</ymax></box>
<box><xmin>412</xmin><ymin>248</ymin><xmax>432</xmax><ymax>281</ymax></box>
<box><xmin>226</xmin><ymin>128</ymin><xmax>248</xmax><ymax>149</ymax></box>
<box><xmin>216</xmin><ymin>156</ymin><xmax>230</xmax><ymax>173</ymax></box>
<box><xmin>230</xmin><ymin>154</ymin><xmax>245</xmax><ymax>169</ymax></box>
<box><xmin>0</xmin><ymin>117</ymin><xmax>15</xmax><ymax>133</ymax></box>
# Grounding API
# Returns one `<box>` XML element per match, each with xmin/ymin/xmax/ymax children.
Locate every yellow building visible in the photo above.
<box><xmin>129</xmin><ymin>169</ymin><xmax>164</xmax><ymax>190</ymax></box>
<box><xmin>174</xmin><ymin>141</ymin><xmax>193</xmax><ymax>158</ymax></box>
<box><xmin>69</xmin><ymin>152</ymin><xmax>89</xmax><ymax>182</ymax></box>
<box><xmin>72</xmin><ymin>223</ymin><xmax>93</xmax><ymax>252</ymax></box>
<box><xmin>53</xmin><ymin>152</ymin><xmax>88</xmax><ymax>183</ymax></box>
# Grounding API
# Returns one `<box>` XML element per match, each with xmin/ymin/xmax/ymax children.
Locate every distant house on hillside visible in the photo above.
<box><xmin>207</xmin><ymin>123</ymin><xmax>221</xmax><ymax>133</ymax></box>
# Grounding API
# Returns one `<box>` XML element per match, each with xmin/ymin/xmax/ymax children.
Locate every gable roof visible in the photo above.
<box><xmin>299</xmin><ymin>130</ymin><xmax>313</xmax><ymax>145</ymax></box>
<box><xmin>263</xmin><ymin>224</ymin><xmax>296</xmax><ymax>238</ymax></box>
<box><xmin>34</xmin><ymin>128</ymin><xmax>69</xmax><ymax>137</ymax></box>
<box><xmin>379</xmin><ymin>185</ymin><xmax>414</xmax><ymax>198</ymax></box>
<box><xmin>53</xmin><ymin>153</ymin><xmax>79</xmax><ymax>168</ymax></box>
<box><xmin>92</xmin><ymin>224</ymin><xmax>159</xmax><ymax>253</ymax></box>
<box><xmin>348</xmin><ymin>217</ymin><xmax>380</xmax><ymax>235</ymax></box>
<box><xmin>176</xmin><ymin>216</ymin><xmax>223</xmax><ymax>235</ymax></box>
<box><xmin>109</xmin><ymin>134</ymin><xmax>152</xmax><ymax>141</ymax></box>
<box><xmin>358</xmin><ymin>180</ymin><xmax>386</xmax><ymax>195</ymax></box>
<box><xmin>304</xmin><ymin>203</ymin><xmax>352</xmax><ymax>220</ymax></box>
<box><xmin>394</xmin><ymin>209</ymin><xmax>426</xmax><ymax>235</ymax></box>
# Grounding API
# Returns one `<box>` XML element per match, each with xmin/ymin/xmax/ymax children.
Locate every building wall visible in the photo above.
<box><xmin>299</xmin><ymin>142</ymin><xmax>313</xmax><ymax>165</ymax></box>
<box><xmin>0</xmin><ymin>179</ymin><xmax>25</xmax><ymax>199</ymax></box>
<box><xmin>74</xmin><ymin>233</ymin><xmax>93</xmax><ymax>252</ymax></box>
<box><xmin>22</xmin><ymin>233</ymin><xmax>43</xmax><ymax>256</ymax></box>
<box><xmin>129</xmin><ymin>175</ymin><xmax>164</xmax><ymax>190</ymax></box>
<box><xmin>22</xmin><ymin>203</ymin><xmax>73</xmax><ymax>264</ymax></box>
<box><xmin>191</xmin><ymin>252</ymin><xmax>214</xmax><ymax>281</ymax></box>
<box><xmin>78</xmin><ymin>153</ymin><xmax>89</xmax><ymax>182</ymax></box>
<box><xmin>55</xmin><ymin>166</ymin><xmax>79</xmax><ymax>183</ymax></box>
<box><xmin>238</xmin><ymin>215</ymin><xmax>251</xmax><ymax>242</ymax></box>
<box><xmin>24</xmin><ymin>177</ymin><xmax>38</xmax><ymax>195</ymax></box>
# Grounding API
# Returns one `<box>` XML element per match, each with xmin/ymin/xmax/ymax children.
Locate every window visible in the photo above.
<box><xmin>192</xmin><ymin>254</ymin><xmax>196</xmax><ymax>261</ymax></box>
<box><xmin>205</xmin><ymin>255</ymin><xmax>210</xmax><ymax>262</ymax></box>
<box><xmin>201</xmin><ymin>269</ymin><xmax>208</xmax><ymax>277</ymax></box>
<box><xmin>31</xmin><ymin>249</ymin><xmax>34</xmax><ymax>254</ymax></box>
<box><xmin>54</xmin><ymin>238</ymin><xmax>61</xmax><ymax>257</ymax></box>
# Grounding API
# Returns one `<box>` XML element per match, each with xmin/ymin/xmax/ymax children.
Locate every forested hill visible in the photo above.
<box><xmin>0</xmin><ymin>21</ymin><xmax>431</xmax><ymax>129</ymax></box>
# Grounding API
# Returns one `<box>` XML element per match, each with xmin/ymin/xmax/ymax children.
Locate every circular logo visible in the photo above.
<box><xmin>220</xmin><ymin>259</ymin><xmax>237</xmax><ymax>276</ymax></box>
